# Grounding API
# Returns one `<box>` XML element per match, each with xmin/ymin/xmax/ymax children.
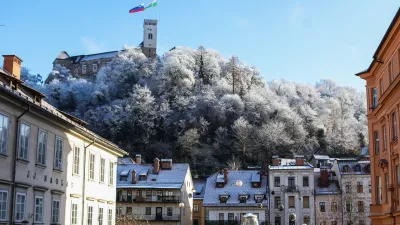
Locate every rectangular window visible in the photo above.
<box><xmin>303</xmin><ymin>196</ymin><xmax>309</xmax><ymax>208</ymax></box>
<box><xmin>71</xmin><ymin>147</ymin><xmax>79</xmax><ymax>175</ymax></box>
<box><xmin>331</xmin><ymin>202</ymin><xmax>337</xmax><ymax>212</ymax></box>
<box><xmin>358</xmin><ymin>201</ymin><xmax>364</xmax><ymax>212</ymax></box>
<box><xmin>0</xmin><ymin>191</ymin><xmax>8</xmax><ymax>221</ymax></box>
<box><xmin>289</xmin><ymin>196</ymin><xmax>295</xmax><ymax>208</ymax></box>
<box><xmin>397</xmin><ymin>166</ymin><xmax>400</xmax><ymax>185</ymax></box>
<box><xmin>380</xmin><ymin>79</ymin><xmax>383</xmax><ymax>95</ymax></box>
<box><xmin>372</xmin><ymin>88</ymin><xmax>378</xmax><ymax>108</ymax></box>
<box><xmin>275</xmin><ymin>217</ymin><xmax>281</xmax><ymax>225</ymax></box>
<box><xmin>377</xmin><ymin>176</ymin><xmax>382</xmax><ymax>204</ymax></box>
<box><xmin>319</xmin><ymin>202</ymin><xmax>326</xmax><ymax>212</ymax></box>
<box><xmin>145</xmin><ymin>207</ymin><xmax>151</xmax><ymax>215</ymax></box>
<box><xmin>18</xmin><ymin>123</ymin><xmax>30</xmax><ymax>160</ymax></box>
<box><xmin>116</xmin><ymin>207</ymin><xmax>122</xmax><ymax>215</ymax></box>
<box><xmin>100</xmin><ymin>158</ymin><xmax>105</xmax><ymax>183</ymax></box>
<box><xmin>36</xmin><ymin>130</ymin><xmax>47</xmax><ymax>165</ymax></box>
<box><xmin>82</xmin><ymin>65</ymin><xmax>87</xmax><ymax>74</ymax></box>
<box><xmin>346</xmin><ymin>201</ymin><xmax>352</xmax><ymax>212</ymax></box>
<box><xmin>393</xmin><ymin>112</ymin><xmax>398</xmax><ymax>140</ymax></box>
<box><xmin>108</xmin><ymin>209</ymin><xmax>112</xmax><ymax>225</ymax></box>
<box><xmin>385</xmin><ymin>173</ymin><xmax>389</xmax><ymax>203</ymax></box>
<box><xmin>389</xmin><ymin>61</ymin><xmax>393</xmax><ymax>83</ymax></box>
<box><xmin>71</xmin><ymin>203</ymin><xmax>78</xmax><ymax>225</ymax></box>
<box><xmin>303</xmin><ymin>176</ymin><xmax>309</xmax><ymax>187</ymax></box>
<box><xmin>87</xmin><ymin>206</ymin><xmax>93</xmax><ymax>225</ymax></box>
<box><xmin>194</xmin><ymin>204</ymin><xmax>199</xmax><ymax>212</ymax></box>
<box><xmin>92</xmin><ymin>64</ymin><xmax>98</xmax><ymax>72</ymax></box>
<box><xmin>146</xmin><ymin>190</ymin><xmax>151</xmax><ymax>197</ymax></box>
<box><xmin>345</xmin><ymin>182</ymin><xmax>351</xmax><ymax>193</ymax></box>
<box><xmin>288</xmin><ymin>177</ymin><xmax>295</xmax><ymax>187</ymax></box>
<box><xmin>274</xmin><ymin>177</ymin><xmax>280</xmax><ymax>187</ymax></box>
<box><xmin>109</xmin><ymin>161</ymin><xmax>114</xmax><ymax>185</ymax></box>
<box><xmin>332</xmin><ymin>222</ymin><xmax>337</xmax><ymax>225</ymax></box>
<box><xmin>34</xmin><ymin>196</ymin><xmax>43</xmax><ymax>223</ymax></box>
<box><xmin>99</xmin><ymin>207</ymin><xmax>104</xmax><ymax>225</ymax></box>
<box><xmin>219</xmin><ymin>213</ymin><xmax>224</xmax><ymax>221</ymax></box>
<box><xmin>374</xmin><ymin>131</ymin><xmax>380</xmax><ymax>155</ymax></box>
<box><xmin>15</xmin><ymin>193</ymin><xmax>26</xmax><ymax>222</ymax></box>
<box><xmin>126</xmin><ymin>207</ymin><xmax>132</xmax><ymax>215</ymax></box>
<box><xmin>228</xmin><ymin>213</ymin><xmax>234</xmax><ymax>221</ymax></box>
<box><xmin>0</xmin><ymin>114</ymin><xmax>9</xmax><ymax>155</ymax></box>
<box><xmin>89</xmin><ymin>153</ymin><xmax>95</xmax><ymax>180</ymax></box>
<box><xmin>54</xmin><ymin>137</ymin><xmax>63</xmax><ymax>170</ymax></box>
<box><xmin>357</xmin><ymin>181</ymin><xmax>363</xmax><ymax>193</ymax></box>
<box><xmin>383</xmin><ymin>125</ymin><xmax>387</xmax><ymax>150</ymax></box>
<box><xmin>167</xmin><ymin>207</ymin><xmax>172</xmax><ymax>216</ymax></box>
<box><xmin>275</xmin><ymin>196</ymin><xmax>281</xmax><ymax>209</ymax></box>
<box><xmin>52</xmin><ymin>200</ymin><xmax>60</xmax><ymax>223</ymax></box>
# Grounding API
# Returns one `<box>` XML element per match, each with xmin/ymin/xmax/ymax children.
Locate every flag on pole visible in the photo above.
<box><xmin>129</xmin><ymin>3</ymin><xmax>145</xmax><ymax>13</ymax></box>
<box><xmin>145</xmin><ymin>0</ymin><xmax>157</xmax><ymax>10</ymax></box>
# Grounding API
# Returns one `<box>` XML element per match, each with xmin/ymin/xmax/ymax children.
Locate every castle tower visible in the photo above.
<box><xmin>142</xmin><ymin>19</ymin><xmax>157</xmax><ymax>58</ymax></box>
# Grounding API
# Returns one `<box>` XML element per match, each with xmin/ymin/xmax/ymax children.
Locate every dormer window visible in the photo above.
<box><xmin>139</xmin><ymin>169</ymin><xmax>149</xmax><ymax>181</ymax></box>
<box><xmin>254</xmin><ymin>194</ymin><xmax>265</xmax><ymax>203</ymax></box>
<box><xmin>120</xmin><ymin>170</ymin><xmax>130</xmax><ymax>181</ymax></box>
<box><xmin>219</xmin><ymin>194</ymin><xmax>229</xmax><ymax>203</ymax></box>
<box><xmin>239</xmin><ymin>194</ymin><xmax>249</xmax><ymax>203</ymax></box>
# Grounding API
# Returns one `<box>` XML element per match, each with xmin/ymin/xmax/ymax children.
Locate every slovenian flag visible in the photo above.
<box><xmin>129</xmin><ymin>3</ymin><xmax>145</xmax><ymax>13</ymax></box>
<box><xmin>145</xmin><ymin>0</ymin><xmax>157</xmax><ymax>10</ymax></box>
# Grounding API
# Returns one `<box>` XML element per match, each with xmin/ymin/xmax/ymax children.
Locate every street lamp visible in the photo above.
<box><xmin>178</xmin><ymin>202</ymin><xmax>185</xmax><ymax>225</ymax></box>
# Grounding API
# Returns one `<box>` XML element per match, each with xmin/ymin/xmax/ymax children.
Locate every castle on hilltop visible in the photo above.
<box><xmin>50</xmin><ymin>19</ymin><xmax>157</xmax><ymax>81</ymax></box>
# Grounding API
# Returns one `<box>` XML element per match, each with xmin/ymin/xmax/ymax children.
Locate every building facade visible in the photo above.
<box><xmin>193</xmin><ymin>178</ymin><xmax>206</xmax><ymax>225</ymax></box>
<box><xmin>116</xmin><ymin>156</ymin><xmax>194</xmax><ymax>225</ymax></box>
<box><xmin>356</xmin><ymin>7</ymin><xmax>400</xmax><ymax>225</ymax></box>
<box><xmin>49</xmin><ymin>19</ymin><xmax>158</xmax><ymax>81</ymax></box>
<box><xmin>268</xmin><ymin>156</ymin><xmax>315</xmax><ymax>225</ymax></box>
<box><xmin>203</xmin><ymin>169</ymin><xmax>269</xmax><ymax>225</ymax></box>
<box><xmin>0</xmin><ymin>55</ymin><xmax>127</xmax><ymax>225</ymax></box>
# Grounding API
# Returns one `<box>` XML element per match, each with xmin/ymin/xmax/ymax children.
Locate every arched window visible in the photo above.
<box><xmin>354</xmin><ymin>165</ymin><xmax>361</xmax><ymax>172</ymax></box>
<box><xmin>148</xmin><ymin>33</ymin><xmax>153</xmax><ymax>40</ymax></box>
<box><xmin>343</xmin><ymin>165</ymin><xmax>350</xmax><ymax>172</ymax></box>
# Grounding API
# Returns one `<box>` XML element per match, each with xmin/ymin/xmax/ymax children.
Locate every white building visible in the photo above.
<box><xmin>0</xmin><ymin>55</ymin><xmax>127</xmax><ymax>225</ymax></box>
<box><xmin>269</xmin><ymin>155</ymin><xmax>315</xmax><ymax>225</ymax></box>
<box><xmin>116</xmin><ymin>156</ymin><xmax>194</xmax><ymax>225</ymax></box>
<box><xmin>203</xmin><ymin>169</ymin><xmax>269</xmax><ymax>225</ymax></box>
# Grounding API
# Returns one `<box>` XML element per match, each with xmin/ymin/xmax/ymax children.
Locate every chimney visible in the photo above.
<box><xmin>131</xmin><ymin>169</ymin><xmax>137</xmax><ymax>184</ymax></box>
<box><xmin>223</xmin><ymin>168</ymin><xmax>228</xmax><ymax>184</ymax></box>
<box><xmin>154</xmin><ymin>158</ymin><xmax>160</xmax><ymax>174</ymax></box>
<box><xmin>263</xmin><ymin>163</ymin><xmax>268</xmax><ymax>176</ymax></box>
<box><xmin>295</xmin><ymin>155</ymin><xmax>305</xmax><ymax>166</ymax></box>
<box><xmin>160</xmin><ymin>159</ymin><xmax>172</xmax><ymax>170</ymax></box>
<box><xmin>135</xmin><ymin>154</ymin><xmax>141</xmax><ymax>165</ymax></box>
<box><xmin>319</xmin><ymin>169</ymin><xmax>329</xmax><ymax>187</ymax></box>
<box><xmin>3</xmin><ymin>55</ymin><xmax>23</xmax><ymax>80</ymax></box>
<box><xmin>272</xmin><ymin>155</ymin><xmax>280</xmax><ymax>166</ymax></box>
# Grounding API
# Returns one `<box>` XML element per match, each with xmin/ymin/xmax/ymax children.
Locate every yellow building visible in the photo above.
<box><xmin>193</xmin><ymin>178</ymin><xmax>206</xmax><ymax>225</ymax></box>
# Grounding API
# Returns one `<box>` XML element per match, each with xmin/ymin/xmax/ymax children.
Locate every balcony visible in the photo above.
<box><xmin>132</xmin><ymin>214</ymin><xmax>180</xmax><ymax>221</ymax></box>
<box><xmin>285</xmin><ymin>185</ymin><xmax>299</xmax><ymax>193</ymax></box>
<box><xmin>205</xmin><ymin>220</ymin><xmax>267</xmax><ymax>225</ymax></box>
<box><xmin>117</xmin><ymin>195</ymin><xmax>181</xmax><ymax>203</ymax></box>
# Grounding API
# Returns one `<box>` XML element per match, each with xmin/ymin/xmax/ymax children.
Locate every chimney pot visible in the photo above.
<box><xmin>272</xmin><ymin>155</ymin><xmax>280</xmax><ymax>166</ymax></box>
<box><xmin>2</xmin><ymin>55</ymin><xmax>23</xmax><ymax>80</ymax></box>
<box><xmin>131</xmin><ymin>169</ymin><xmax>137</xmax><ymax>184</ymax></box>
<box><xmin>154</xmin><ymin>158</ymin><xmax>160</xmax><ymax>174</ymax></box>
<box><xmin>135</xmin><ymin>154</ymin><xmax>141</xmax><ymax>165</ymax></box>
<box><xmin>223</xmin><ymin>168</ymin><xmax>228</xmax><ymax>184</ymax></box>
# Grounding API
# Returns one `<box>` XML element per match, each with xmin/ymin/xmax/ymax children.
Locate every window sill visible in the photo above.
<box><xmin>88</xmin><ymin>179</ymin><xmax>95</xmax><ymax>182</ymax></box>
<box><xmin>72</xmin><ymin>173</ymin><xmax>80</xmax><ymax>178</ymax></box>
<box><xmin>53</xmin><ymin>168</ymin><xmax>63</xmax><ymax>173</ymax></box>
<box><xmin>17</xmin><ymin>158</ymin><xmax>29</xmax><ymax>164</ymax></box>
<box><xmin>100</xmin><ymin>181</ymin><xmax>105</xmax><ymax>184</ymax></box>
<box><xmin>108</xmin><ymin>184</ymin><xmax>114</xmax><ymax>187</ymax></box>
<box><xmin>35</xmin><ymin>163</ymin><xmax>46</xmax><ymax>169</ymax></box>
<box><xmin>0</xmin><ymin>153</ymin><xmax>7</xmax><ymax>158</ymax></box>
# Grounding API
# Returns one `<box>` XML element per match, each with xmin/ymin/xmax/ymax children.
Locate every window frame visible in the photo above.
<box><xmin>0</xmin><ymin>190</ymin><xmax>8</xmax><ymax>221</ymax></box>
<box><xmin>379</xmin><ymin>79</ymin><xmax>383</xmax><ymax>96</ymax></box>
<box><xmin>34</xmin><ymin>195</ymin><xmax>44</xmax><ymax>223</ymax></box>
<box><xmin>389</xmin><ymin>61</ymin><xmax>393</xmax><ymax>83</ymax></box>
<box><xmin>288</xmin><ymin>196</ymin><xmax>295</xmax><ymax>208</ymax></box>
<box><xmin>274</xmin><ymin>176</ymin><xmax>280</xmax><ymax>187</ymax></box>
<box><xmin>167</xmin><ymin>207</ymin><xmax>173</xmax><ymax>216</ymax></box>
<box><xmin>52</xmin><ymin>199</ymin><xmax>60</xmax><ymax>224</ymax></box>
<box><xmin>372</xmin><ymin>87</ymin><xmax>378</xmax><ymax>108</ymax></box>
<box><xmin>358</xmin><ymin>201</ymin><xmax>364</xmax><ymax>213</ymax></box>
<box><xmin>71</xmin><ymin>203</ymin><xmax>78</xmax><ymax>225</ymax></box>
<box><xmin>374</xmin><ymin>131</ymin><xmax>380</xmax><ymax>155</ymax></box>
<box><xmin>15</xmin><ymin>192</ymin><xmax>26</xmax><ymax>222</ymax></box>
<box><xmin>303</xmin><ymin>196</ymin><xmax>309</xmax><ymax>208</ymax></box>
<box><xmin>108</xmin><ymin>208</ymin><xmax>112</xmax><ymax>225</ymax></box>
<box><xmin>275</xmin><ymin>196</ymin><xmax>281</xmax><ymax>209</ymax></box>
<box><xmin>18</xmin><ymin>122</ymin><xmax>30</xmax><ymax>160</ymax></box>
<box><xmin>73</xmin><ymin>146</ymin><xmax>80</xmax><ymax>175</ymax></box>
<box><xmin>0</xmin><ymin>113</ymin><xmax>9</xmax><ymax>155</ymax></box>
<box><xmin>383</xmin><ymin>125</ymin><xmax>387</xmax><ymax>150</ymax></box>
<box><xmin>89</xmin><ymin>152</ymin><xmax>95</xmax><ymax>180</ymax></box>
<box><xmin>357</xmin><ymin>181</ymin><xmax>363</xmax><ymax>193</ymax></box>
<box><xmin>319</xmin><ymin>202</ymin><xmax>326</xmax><ymax>212</ymax></box>
<box><xmin>99</xmin><ymin>207</ymin><xmax>104</xmax><ymax>225</ymax></box>
<box><xmin>393</xmin><ymin>112</ymin><xmax>398</xmax><ymax>140</ymax></box>
<box><xmin>193</xmin><ymin>204</ymin><xmax>199</xmax><ymax>212</ymax></box>
<box><xmin>36</xmin><ymin>129</ymin><xmax>47</xmax><ymax>165</ymax></box>
<box><xmin>92</xmin><ymin>64</ymin><xmax>98</xmax><ymax>72</ymax></box>
<box><xmin>82</xmin><ymin>65</ymin><xmax>87</xmax><ymax>74</ymax></box>
<box><xmin>303</xmin><ymin>176</ymin><xmax>309</xmax><ymax>187</ymax></box>
<box><xmin>54</xmin><ymin>136</ymin><xmax>63</xmax><ymax>170</ymax></box>
<box><xmin>109</xmin><ymin>161</ymin><xmax>114</xmax><ymax>186</ymax></box>
<box><xmin>87</xmin><ymin>205</ymin><xmax>93</xmax><ymax>225</ymax></box>
<box><xmin>100</xmin><ymin>157</ymin><xmax>105</xmax><ymax>183</ymax></box>
<box><xmin>331</xmin><ymin>202</ymin><xmax>337</xmax><ymax>212</ymax></box>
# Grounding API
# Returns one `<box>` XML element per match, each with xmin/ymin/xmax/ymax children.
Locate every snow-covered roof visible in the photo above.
<box><xmin>193</xmin><ymin>178</ymin><xmax>206</xmax><ymax>199</ymax></box>
<box><xmin>203</xmin><ymin>171</ymin><xmax>268</xmax><ymax>207</ymax></box>
<box><xmin>313</xmin><ymin>155</ymin><xmax>330</xmax><ymax>160</ymax></box>
<box><xmin>118</xmin><ymin>157</ymin><xmax>136</xmax><ymax>165</ymax></box>
<box><xmin>80</xmin><ymin>51</ymin><xmax>120</xmax><ymax>62</ymax></box>
<box><xmin>116</xmin><ymin>162</ymin><xmax>189</xmax><ymax>189</ymax></box>
<box><xmin>314</xmin><ymin>173</ymin><xmax>341</xmax><ymax>195</ymax></box>
<box><xmin>269</xmin><ymin>158</ymin><xmax>314</xmax><ymax>170</ymax></box>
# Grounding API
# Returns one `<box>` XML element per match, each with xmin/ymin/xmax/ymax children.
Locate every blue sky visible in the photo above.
<box><xmin>0</xmin><ymin>1</ymin><xmax>399</xmax><ymax>90</ymax></box>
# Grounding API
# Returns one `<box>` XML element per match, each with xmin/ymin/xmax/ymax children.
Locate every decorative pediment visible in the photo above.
<box><xmin>379</xmin><ymin>159</ymin><xmax>389</xmax><ymax>168</ymax></box>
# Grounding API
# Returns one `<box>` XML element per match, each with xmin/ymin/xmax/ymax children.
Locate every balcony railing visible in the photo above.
<box><xmin>131</xmin><ymin>214</ymin><xmax>180</xmax><ymax>221</ymax></box>
<box><xmin>285</xmin><ymin>185</ymin><xmax>299</xmax><ymax>192</ymax></box>
<box><xmin>117</xmin><ymin>195</ymin><xmax>181</xmax><ymax>203</ymax></box>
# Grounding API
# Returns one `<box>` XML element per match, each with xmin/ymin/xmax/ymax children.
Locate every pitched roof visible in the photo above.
<box><xmin>356</xmin><ymin>8</ymin><xmax>400</xmax><ymax>76</ymax></box>
<box><xmin>314</xmin><ymin>172</ymin><xmax>341</xmax><ymax>195</ymax></box>
<box><xmin>193</xmin><ymin>178</ymin><xmax>206</xmax><ymax>199</ymax></box>
<box><xmin>203</xmin><ymin>171</ymin><xmax>268</xmax><ymax>207</ymax></box>
<box><xmin>116</xmin><ymin>163</ymin><xmax>189</xmax><ymax>189</ymax></box>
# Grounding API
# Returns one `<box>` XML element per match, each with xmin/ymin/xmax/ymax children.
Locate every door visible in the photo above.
<box><xmin>156</xmin><ymin>207</ymin><xmax>162</xmax><ymax>220</ymax></box>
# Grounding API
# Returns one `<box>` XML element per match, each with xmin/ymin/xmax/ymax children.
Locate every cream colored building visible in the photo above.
<box><xmin>0</xmin><ymin>55</ymin><xmax>127</xmax><ymax>225</ymax></box>
<box><xmin>116</xmin><ymin>156</ymin><xmax>194</xmax><ymax>225</ymax></box>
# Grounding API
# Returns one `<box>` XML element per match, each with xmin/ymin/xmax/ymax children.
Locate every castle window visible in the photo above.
<box><xmin>92</xmin><ymin>64</ymin><xmax>98</xmax><ymax>72</ymax></box>
<box><xmin>148</xmin><ymin>33</ymin><xmax>153</xmax><ymax>40</ymax></box>
<box><xmin>82</xmin><ymin>65</ymin><xmax>87</xmax><ymax>74</ymax></box>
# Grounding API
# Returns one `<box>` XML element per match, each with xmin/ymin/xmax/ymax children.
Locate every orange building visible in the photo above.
<box><xmin>357</xmin><ymin>8</ymin><xmax>400</xmax><ymax>225</ymax></box>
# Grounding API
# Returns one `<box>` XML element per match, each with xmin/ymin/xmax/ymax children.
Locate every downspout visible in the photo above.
<box><xmin>10</xmin><ymin>105</ymin><xmax>30</xmax><ymax>223</ymax></box>
<box><xmin>81</xmin><ymin>137</ymin><xmax>95</xmax><ymax>225</ymax></box>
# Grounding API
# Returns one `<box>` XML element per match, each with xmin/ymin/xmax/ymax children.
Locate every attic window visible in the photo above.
<box><xmin>219</xmin><ymin>195</ymin><xmax>229</xmax><ymax>203</ymax></box>
<box><xmin>239</xmin><ymin>194</ymin><xmax>249</xmax><ymax>203</ymax></box>
<box><xmin>139</xmin><ymin>175</ymin><xmax>147</xmax><ymax>181</ymax></box>
<box><xmin>120</xmin><ymin>170</ymin><xmax>130</xmax><ymax>181</ymax></box>
<box><xmin>34</xmin><ymin>95</ymin><xmax>41</xmax><ymax>103</ymax></box>
<box><xmin>254</xmin><ymin>194</ymin><xmax>265</xmax><ymax>203</ymax></box>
